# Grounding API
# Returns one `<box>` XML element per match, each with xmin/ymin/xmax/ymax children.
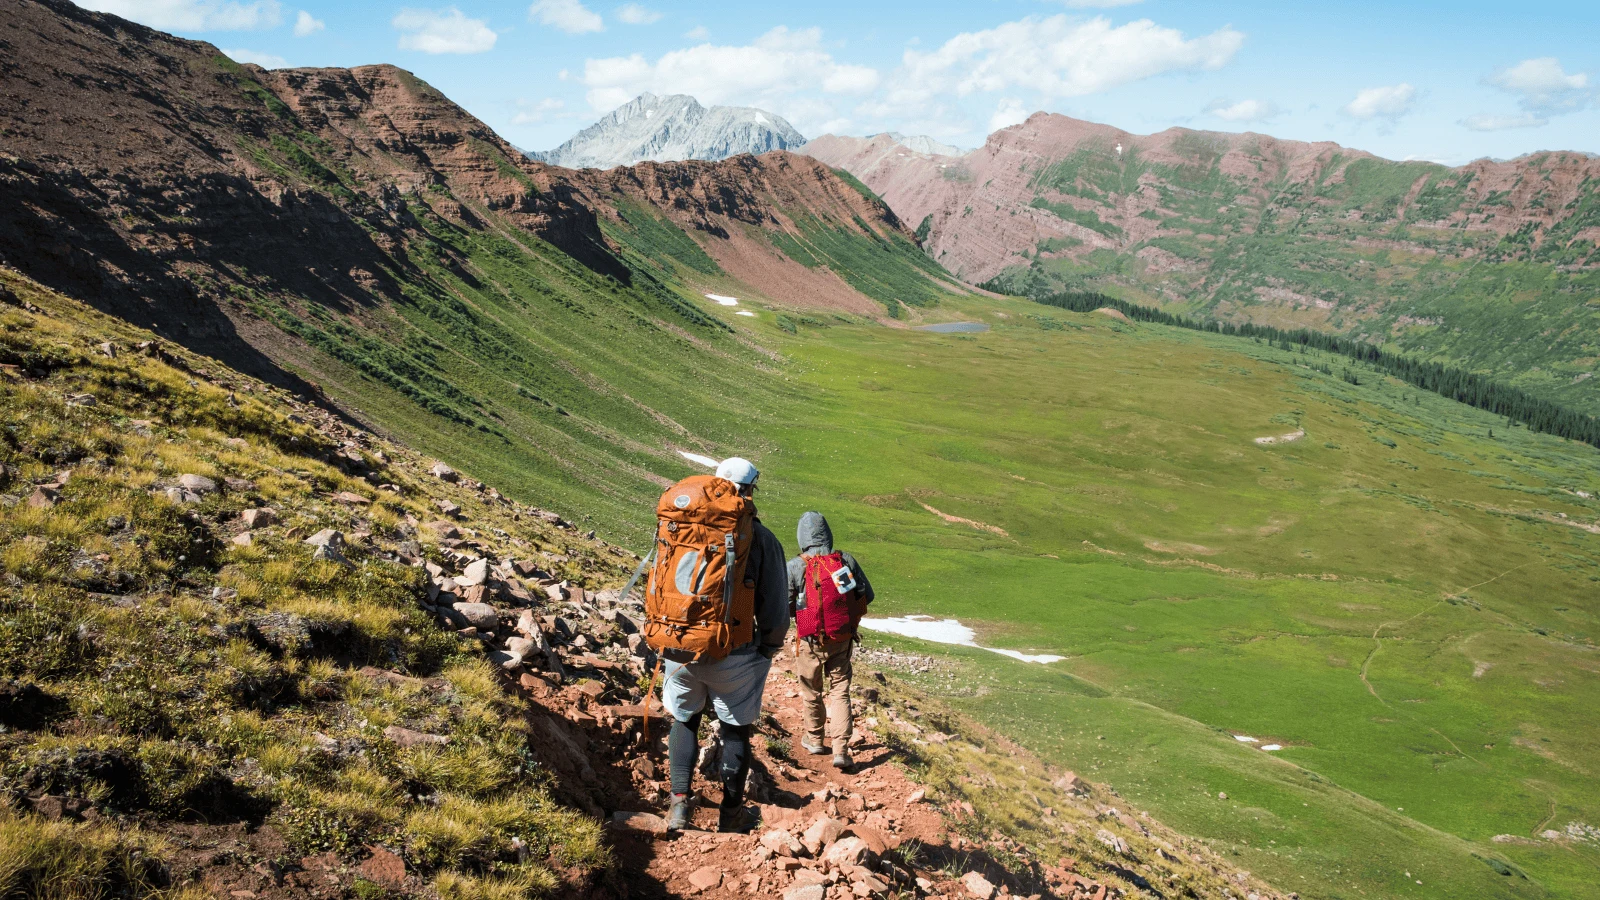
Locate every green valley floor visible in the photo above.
<box><xmin>730</xmin><ymin>295</ymin><xmax>1600</xmax><ymax>900</ymax></box>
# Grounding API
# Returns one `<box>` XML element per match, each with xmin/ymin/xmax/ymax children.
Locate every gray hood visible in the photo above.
<box><xmin>797</xmin><ymin>511</ymin><xmax>833</xmax><ymax>555</ymax></box>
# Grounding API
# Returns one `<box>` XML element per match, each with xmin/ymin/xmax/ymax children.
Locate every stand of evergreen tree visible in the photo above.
<box><xmin>1005</xmin><ymin>287</ymin><xmax>1600</xmax><ymax>450</ymax></box>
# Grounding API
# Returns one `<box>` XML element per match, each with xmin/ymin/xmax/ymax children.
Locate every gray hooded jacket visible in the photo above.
<box><xmin>786</xmin><ymin>511</ymin><xmax>874</xmax><ymax>614</ymax></box>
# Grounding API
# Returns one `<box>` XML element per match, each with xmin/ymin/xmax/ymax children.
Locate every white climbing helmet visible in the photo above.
<box><xmin>715</xmin><ymin>456</ymin><xmax>759</xmax><ymax>487</ymax></box>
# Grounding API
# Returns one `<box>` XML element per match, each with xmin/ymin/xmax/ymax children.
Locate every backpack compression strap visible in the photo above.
<box><xmin>620</xmin><ymin>545</ymin><xmax>656</xmax><ymax>604</ymax></box>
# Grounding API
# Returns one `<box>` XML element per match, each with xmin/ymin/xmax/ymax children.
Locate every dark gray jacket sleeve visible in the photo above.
<box><xmin>786</xmin><ymin>556</ymin><xmax>804</xmax><ymax>612</ymax></box>
<box><xmin>753</xmin><ymin>522</ymin><xmax>789</xmax><ymax>651</ymax></box>
<box><xmin>841</xmin><ymin>551</ymin><xmax>874</xmax><ymax>605</ymax></box>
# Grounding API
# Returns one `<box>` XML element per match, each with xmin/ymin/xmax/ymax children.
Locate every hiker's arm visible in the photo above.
<box><xmin>786</xmin><ymin>557</ymin><xmax>803</xmax><ymax>613</ymax></box>
<box><xmin>843</xmin><ymin>551</ymin><xmax>874</xmax><ymax>605</ymax></box>
<box><xmin>754</xmin><ymin>527</ymin><xmax>790</xmax><ymax>654</ymax></box>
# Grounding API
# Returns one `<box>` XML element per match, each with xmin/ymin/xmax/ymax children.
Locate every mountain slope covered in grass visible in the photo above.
<box><xmin>803</xmin><ymin>116</ymin><xmax>1600</xmax><ymax>415</ymax></box>
<box><xmin>0</xmin><ymin>0</ymin><xmax>964</xmax><ymax>537</ymax></box>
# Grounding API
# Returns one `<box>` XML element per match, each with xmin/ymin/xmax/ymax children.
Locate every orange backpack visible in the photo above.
<box><xmin>636</xmin><ymin>475</ymin><xmax>756</xmax><ymax>663</ymax></box>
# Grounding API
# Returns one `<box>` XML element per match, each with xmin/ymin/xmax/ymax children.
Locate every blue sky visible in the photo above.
<box><xmin>85</xmin><ymin>0</ymin><xmax>1598</xmax><ymax>164</ymax></box>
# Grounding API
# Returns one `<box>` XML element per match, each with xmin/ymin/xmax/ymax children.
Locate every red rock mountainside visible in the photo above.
<box><xmin>804</xmin><ymin>117</ymin><xmax>1600</xmax><ymax>287</ymax></box>
<box><xmin>0</xmin><ymin>0</ymin><xmax>934</xmax><ymax>392</ymax></box>
<box><xmin>804</xmin><ymin>116</ymin><xmax>1600</xmax><ymax>410</ymax></box>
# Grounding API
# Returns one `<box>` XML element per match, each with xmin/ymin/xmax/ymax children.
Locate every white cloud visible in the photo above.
<box><xmin>513</xmin><ymin>97</ymin><xmax>567</xmax><ymax>124</ymax></box>
<box><xmin>529</xmin><ymin>0</ymin><xmax>603</xmax><ymax>34</ymax></box>
<box><xmin>684</xmin><ymin>25</ymin><xmax>709</xmax><ymax>40</ymax></box>
<box><xmin>292</xmin><ymin>9</ymin><xmax>324</xmax><ymax>36</ymax></box>
<box><xmin>1460</xmin><ymin>112</ymin><xmax>1548</xmax><ymax>131</ymax></box>
<box><xmin>393</xmin><ymin>7</ymin><xmax>497</xmax><ymax>54</ymax></box>
<box><xmin>1205</xmin><ymin>97</ymin><xmax>1278</xmax><ymax>123</ymax></box>
<box><xmin>1487</xmin><ymin>57</ymin><xmax>1590</xmax><ymax>113</ymax></box>
<box><xmin>581</xmin><ymin>26</ymin><xmax>879</xmax><ymax>122</ymax></box>
<box><xmin>890</xmin><ymin>16</ymin><xmax>1243</xmax><ymax>107</ymax></box>
<box><xmin>223</xmin><ymin>47</ymin><xmax>288</xmax><ymax>68</ymax></box>
<box><xmin>1343</xmin><ymin>83</ymin><xmax>1416</xmax><ymax>120</ymax></box>
<box><xmin>989</xmin><ymin>98</ymin><xmax>1031</xmax><ymax>132</ymax></box>
<box><xmin>616</xmin><ymin>3</ymin><xmax>660</xmax><ymax>25</ymax></box>
<box><xmin>81</xmin><ymin>0</ymin><xmax>282</xmax><ymax>31</ymax></box>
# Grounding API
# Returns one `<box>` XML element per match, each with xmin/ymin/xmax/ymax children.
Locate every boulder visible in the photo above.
<box><xmin>421</xmin><ymin>520</ymin><xmax>461</xmax><ymax>541</ymax></box>
<box><xmin>962</xmin><ymin>872</ymin><xmax>996</xmax><ymax>900</ymax></box>
<box><xmin>27</xmin><ymin>487</ymin><xmax>59</xmax><ymax>508</ymax></box>
<box><xmin>383</xmin><ymin>726</ymin><xmax>449</xmax><ymax>748</ymax></box>
<box><xmin>437</xmin><ymin>499</ymin><xmax>461</xmax><ymax>517</ymax></box>
<box><xmin>163</xmin><ymin>487</ymin><xmax>201</xmax><ymax>505</ymax></box>
<box><xmin>430</xmin><ymin>462</ymin><xmax>458</xmax><ymax>481</ymax></box>
<box><xmin>177</xmin><ymin>474</ymin><xmax>217</xmax><ymax>493</ymax></box>
<box><xmin>331</xmin><ymin>491</ymin><xmax>371</xmax><ymax>506</ymax></box>
<box><xmin>230</xmin><ymin>532</ymin><xmax>253</xmax><ymax>547</ymax></box>
<box><xmin>459</xmin><ymin>558</ymin><xmax>490</xmax><ymax>586</ymax></box>
<box><xmin>1095</xmin><ymin>829</ymin><xmax>1129</xmax><ymax>855</ymax></box>
<box><xmin>783</xmin><ymin>885</ymin><xmax>825</xmax><ymax>900</ymax></box>
<box><xmin>761</xmin><ymin>829</ymin><xmax>805</xmax><ymax>858</ymax></box>
<box><xmin>304</xmin><ymin>529</ymin><xmax>344</xmax><ymax>548</ymax></box>
<box><xmin>452</xmin><ymin>602</ymin><xmax>499</xmax><ymax>632</ymax></box>
<box><xmin>488</xmin><ymin>650</ymin><xmax>523</xmax><ymax>671</ymax></box>
<box><xmin>843</xmin><ymin>825</ymin><xmax>894</xmax><ymax>855</ymax></box>
<box><xmin>610</xmin><ymin>810</ymin><xmax>668</xmax><ymax>834</ymax></box>
<box><xmin>801</xmin><ymin>816</ymin><xmax>845</xmax><ymax>856</ymax></box>
<box><xmin>687</xmin><ymin>866</ymin><xmax>722</xmax><ymax>892</ymax></box>
<box><xmin>822</xmin><ymin>836</ymin><xmax>871</xmax><ymax>869</ymax></box>
<box><xmin>240</xmin><ymin>507</ymin><xmax>275</xmax><ymax>528</ymax></box>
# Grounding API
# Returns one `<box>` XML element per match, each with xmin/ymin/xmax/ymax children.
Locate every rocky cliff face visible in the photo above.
<box><xmin>530</xmin><ymin>93</ymin><xmax>806</xmax><ymax>170</ymax></box>
<box><xmin>0</xmin><ymin>0</ymin><xmax>619</xmax><ymax>388</ymax></box>
<box><xmin>804</xmin><ymin>114</ymin><xmax>1600</xmax><ymax>410</ymax></box>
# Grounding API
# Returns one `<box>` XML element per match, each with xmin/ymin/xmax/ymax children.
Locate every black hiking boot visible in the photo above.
<box><xmin>665</xmin><ymin>794</ymin><xmax>691</xmax><ymax>832</ymax></box>
<box><xmin>717</xmin><ymin>804</ymin><xmax>758</xmax><ymax>834</ymax></box>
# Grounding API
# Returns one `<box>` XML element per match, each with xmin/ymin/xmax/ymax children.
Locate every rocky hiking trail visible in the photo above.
<box><xmin>0</xmin><ymin>271</ymin><xmax>1290</xmax><ymax>900</ymax></box>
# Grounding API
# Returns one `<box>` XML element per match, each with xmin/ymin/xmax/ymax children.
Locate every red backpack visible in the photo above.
<box><xmin>796</xmin><ymin>552</ymin><xmax>861</xmax><ymax>642</ymax></box>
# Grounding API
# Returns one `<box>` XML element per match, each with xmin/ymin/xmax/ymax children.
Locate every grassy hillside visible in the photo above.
<box><xmin>743</xmin><ymin>295</ymin><xmax>1600</xmax><ymax>899</ymax></box>
<box><xmin>987</xmin><ymin>147</ymin><xmax>1600</xmax><ymax>416</ymax></box>
<box><xmin>0</xmin><ymin>271</ymin><xmax>622</xmax><ymax>898</ymax></box>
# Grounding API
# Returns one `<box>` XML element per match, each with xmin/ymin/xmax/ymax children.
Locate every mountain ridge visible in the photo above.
<box><xmin>0</xmin><ymin>0</ymin><xmax>960</xmax><ymax>532</ymax></box>
<box><xmin>802</xmin><ymin>111</ymin><xmax>1600</xmax><ymax>413</ymax></box>
<box><xmin>529</xmin><ymin>92</ymin><xmax>806</xmax><ymax>170</ymax></box>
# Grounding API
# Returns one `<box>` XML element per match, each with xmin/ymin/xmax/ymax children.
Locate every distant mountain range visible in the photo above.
<box><xmin>528</xmin><ymin>93</ymin><xmax>805</xmax><ymax>170</ymax></box>
<box><xmin>529</xmin><ymin>93</ymin><xmax>971</xmax><ymax>170</ymax></box>
<box><xmin>804</xmin><ymin>117</ymin><xmax>1600</xmax><ymax>414</ymax></box>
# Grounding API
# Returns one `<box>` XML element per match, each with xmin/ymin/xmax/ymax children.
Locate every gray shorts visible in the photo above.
<box><xmin>662</xmin><ymin>646</ymin><xmax>772</xmax><ymax>726</ymax></box>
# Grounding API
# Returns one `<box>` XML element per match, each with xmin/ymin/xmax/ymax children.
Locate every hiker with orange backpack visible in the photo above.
<box><xmin>629</xmin><ymin>457</ymin><xmax>787</xmax><ymax>833</ymax></box>
<box><xmin>788</xmin><ymin>511</ymin><xmax>874</xmax><ymax>770</ymax></box>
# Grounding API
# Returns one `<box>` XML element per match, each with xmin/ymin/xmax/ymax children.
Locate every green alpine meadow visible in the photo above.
<box><xmin>0</xmin><ymin>2</ymin><xmax>1596</xmax><ymax>899</ymax></box>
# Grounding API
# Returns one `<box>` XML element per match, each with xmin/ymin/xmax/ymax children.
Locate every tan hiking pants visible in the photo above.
<box><xmin>794</xmin><ymin>637</ymin><xmax>854</xmax><ymax>752</ymax></box>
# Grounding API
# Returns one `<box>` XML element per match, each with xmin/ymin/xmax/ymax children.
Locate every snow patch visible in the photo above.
<box><xmin>1233</xmin><ymin>735</ymin><xmax>1259</xmax><ymax>743</ymax></box>
<box><xmin>706</xmin><ymin>294</ymin><xmax>739</xmax><ymax>306</ymax></box>
<box><xmin>677</xmin><ymin>451</ymin><xmax>719</xmax><ymax>467</ymax></box>
<box><xmin>859</xmin><ymin>615</ymin><xmax>1064</xmax><ymax>664</ymax></box>
<box><xmin>1261</xmin><ymin>744</ymin><xmax>1283</xmax><ymax>751</ymax></box>
<box><xmin>736</xmin><ymin>310</ymin><xmax>756</xmax><ymax>317</ymax></box>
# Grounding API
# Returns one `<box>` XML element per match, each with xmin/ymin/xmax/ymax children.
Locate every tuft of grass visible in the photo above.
<box><xmin>0</xmin><ymin>810</ymin><xmax>171</xmax><ymax>899</ymax></box>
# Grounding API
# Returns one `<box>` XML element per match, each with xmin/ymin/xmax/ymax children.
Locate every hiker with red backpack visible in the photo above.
<box><xmin>788</xmin><ymin>511</ymin><xmax>874</xmax><ymax>770</ymax></box>
<box><xmin>630</xmin><ymin>457</ymin><xmax>787</xmax><ymax>834</ymax></box>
